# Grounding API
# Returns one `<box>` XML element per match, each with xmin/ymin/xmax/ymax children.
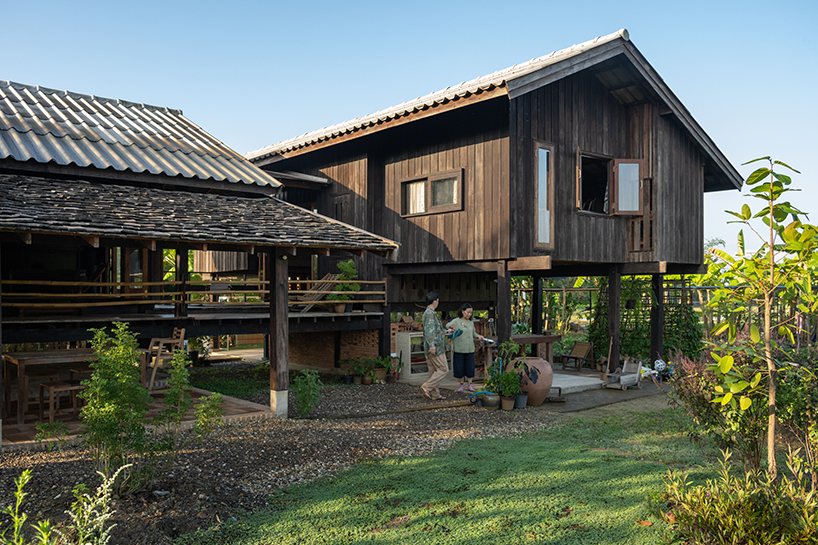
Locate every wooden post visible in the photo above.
<box><xmin>379</xmin><ymin>303</ymin><xmax>392</xmax><ymax>358</ymax></box>
<box><xmin>496</xmin><ymin>261</ymin><xmax>512</xmax><ymax>342</ymax></box>
<box><xmin>532</xmin><ymin>276</ymin><xmax>544</xmax><ymax>334</ymax></box>
<box><xmin>650</xmin><ymin>274</ymin><xmax>665</xmax><ymax>363</ymax></box>
<box><xmin>608</xmin><ymin>266</ymin><xmax>621</xmax><ymax>373</ymax></box>
<box><xmin>0</xmin><ymin>243</ymin><xmax>3</xmax><ymax>443</ymax></box>
<box><xmin>175</xmin><ymin>246</ymin><xmax>189</xmax><ymax>317</ymax></box>
<box><xmin>268</xmin><ymin>248</ymin><xmax>289</xmax><ymax>417</ymax></box>
<box><xmin>148</xmin><ymin>243</ymin><xmax>163</xmax><ymax>295</ymax></box>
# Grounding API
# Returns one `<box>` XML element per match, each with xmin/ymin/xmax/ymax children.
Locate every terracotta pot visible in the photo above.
<box><xmin>500</xmin><ymin>396</ymin><xmax>515</xmax><ymax>411</ymax></box>
<box><xmin>507</xmin><ymin>357</ymin><xmax>553</xmax><ymax>406</ymax></box>
<box><xmin>332</xmin><ymin>303</ymin><xmax>346</xmax><ymax>314</ymax></box>
<box><xmin>362</xmin><ymin>374</ymin><xmax>373</xmax><ymax>385</ymax></box>
<box><xmin>374</xmin><ymin>368</ymin><xmax>387</xmax><ymax>381</ymax></box>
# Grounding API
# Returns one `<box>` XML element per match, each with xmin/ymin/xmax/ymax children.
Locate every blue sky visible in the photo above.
<box><xmin>5</xmin><ymin>0</ymin><xmax>816</xmax><ymax>251</ymax></box>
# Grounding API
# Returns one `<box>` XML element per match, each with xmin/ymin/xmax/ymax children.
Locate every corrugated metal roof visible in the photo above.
<box><xmin>0</xmin><ymin>81</ymin><xmax>280</xmax><ymax>189</ymax></box>
<box><xmin>246</xmin><ymin>29</ymin><xmax>629</xmax><ymax>160</ymax></box>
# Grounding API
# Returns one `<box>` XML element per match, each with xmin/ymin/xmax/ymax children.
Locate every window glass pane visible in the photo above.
<box><xmin>617</xmin><ymin>162</ymin><xmax>640</xmax><ymax>212</ymax></box>
<box><xmin>405</xmin><ymin>181</ymin><xmax>425</xmax><ymax>214</ymax></box>
<box><xmin>431</xmin><ymin>177</ymin><xmax>457</xmax><ymax>207</ymax></box>
<box><xmin>538</xmin><ymin>148</ymin><xmax>550</xmax><ymax>244</ymax></box>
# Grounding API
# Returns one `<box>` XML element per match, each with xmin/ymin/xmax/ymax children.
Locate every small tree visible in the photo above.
<box><xmin>707</xmin><ymin>157</ymin><xmax>818</xmax><ymax>478</ymax></box>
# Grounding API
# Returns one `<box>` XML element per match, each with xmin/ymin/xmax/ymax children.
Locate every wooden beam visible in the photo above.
<box><xmin>385</xmin><ymin>261</ymin><xmax>500</xmax><ymax>275</ymax></box>
<box><xmin>280</xmin><ymin>246</ymin><xmax>297</xmax><ymax>256</ymax></box>
<box><xmin>507</xmin><ymin>255</ymin><xmax>552</xmax><ymax>272</ymax></box>
<box><xmin>17</xmin><ymin>232</ymin><xmax>31</xmax><ymax>245</ymax></box>
<box><xmin>189</xmin><ymin>242</ymin><xmax>207</xmax><ymax>252</ymax></box>
<box><xmin>532</xmin><ymin>276</ymin><xmax>544</xmax><ymax>335</ymax></box>
<box><xmin>650</xmin><ymin>274</ymin><xmax>665</xmax><ymax>362</ymax></box>
<box><xmin>80</xmin><ymin>235</ymin><xmax>99</xmax><ymax>248</ymax></box>
<box><xmin>312</xmin><ymin>248</ymin><xmax>330</xmax><ymax>256</ymax></box>
<box><xmin>139</xmin><ymin>240</ymin><xmax>156</xmax><ymax>251</ymax></box>
<box><xmin>496</xmin><ymin>262</ymin><xmax>512</xmax><ymax>342</ymax></box>
<box><xmin>347</xmin><ymin>248</ymin><xmax>364</xmax><ymax>258</ymax></box>
<box><xmin>607</xmin><ymin>265</ymin><xmax>621</xmax><ymax>374</ymax></box>
<box><xmin>269</xmin><ymin>247</ymin><xmax>290</xmax><ymax>417</ymax></box>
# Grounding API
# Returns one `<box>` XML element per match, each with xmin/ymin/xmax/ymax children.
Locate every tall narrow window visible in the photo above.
<box><xmin>535</xmin><ymin>142</ymin><xmax>554</xmax><ymax>248</ymax></box>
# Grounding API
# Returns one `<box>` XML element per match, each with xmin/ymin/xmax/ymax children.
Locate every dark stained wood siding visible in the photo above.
<box><xmin>276</xmin><ymin>99</ymin><xmax>510</xmax><ymax>271</ymax></box>
<box><xmin>509</xmin><ymin>70</ymin><xmax>702</xmax><ymax>266</ymax></box>
<box><xmin>511</xmin><ymin>71</ymin><xmax>632</xmax><ymax>263</ymax></box>
<box><xmin>656</xmin><ymin>114</ymin><xmax>705</xmax><ymax>265</ymax></box>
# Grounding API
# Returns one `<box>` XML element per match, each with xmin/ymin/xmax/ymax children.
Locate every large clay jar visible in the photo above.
<box><xmin>507</xmin><ymin>357</ymin><xmax>553</xmax><ymax>406</ymax></box>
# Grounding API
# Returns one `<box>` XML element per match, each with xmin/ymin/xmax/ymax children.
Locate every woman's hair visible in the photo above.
<box><xmin>457</xmin><ymin>303</ymin><xmax>473</xmax><ymax>318</ymax></box>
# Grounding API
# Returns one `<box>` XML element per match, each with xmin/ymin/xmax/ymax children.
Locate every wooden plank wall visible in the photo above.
<box><xmin>625</xmin><ymin>102</ymin><xmax>657</xmax><ymax>263</ymax></box>
<box><xmin>379</xmin><ymin>100</ymin><xmax>510</xmax><ymax>264</ymax></box>
<box><xmin>656</xmin><ymin>115</ymin><xmax>705</xmax><ymax>264</ymax></box>
<box><xmin>510</xmin><ymin>70</ymin><xmax>634</xmax><ymax>264</ymax></box>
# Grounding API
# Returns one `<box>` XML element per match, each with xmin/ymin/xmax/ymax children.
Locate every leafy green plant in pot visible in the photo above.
<box><xmin>347</xmin><ymin>358</ymin><xmax>367</xmax><ymax>385</ymax></box>
<box><xmin>371</xmin><ymin>355</ymin><xmax>391</xmax><ymax>382</ymax></box>
<box><xmin>498</xmin><ymin>371</ymin><xmax>522</xmax><ymax>410</ymax></box>
<box><xmin>188</xmin><ymin>336</ymin><xmax>211</xmax><ymax>367</ymax></box>
<box><xmin>326</xmin><ymin>259</ymin><xmax>361</xmax><ymax>313</ymax></box>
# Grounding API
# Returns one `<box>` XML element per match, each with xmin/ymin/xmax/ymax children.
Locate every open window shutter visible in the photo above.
<box><xmin>575</xmin><ymin>146</ymin><xmax>582</xmax><ymax>209</ymax></box>
<box><xmin>612</xmin><ymin>159</ymin><xmax>643</xmax><ymax>215</ymax></box>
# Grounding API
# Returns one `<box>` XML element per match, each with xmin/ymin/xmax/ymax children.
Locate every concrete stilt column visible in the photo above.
<box><xmin>270</xmin><ymin>389</ymin><xmax>288</xmax><ymax>418</ymax></box>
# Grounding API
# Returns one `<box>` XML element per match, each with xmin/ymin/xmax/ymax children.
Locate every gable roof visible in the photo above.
<box><xmin>247</xmin><ymin>29</ymin><xmax>741</xmax><ymax>192</ymax></box>
<box><xmin>0</xmin><ymin>80</ymin><xmax>280</xmax><ymax>193</ymax></box>
<box><xmin>0</xmin><ymin>173</ymin><xmax>398</xmax><ymax>255</ymax></box>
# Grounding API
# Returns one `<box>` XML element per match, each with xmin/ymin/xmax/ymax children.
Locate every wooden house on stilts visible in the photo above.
<box><xmin>247</xmin><ymin>29</ymin><xmax>742</xmax><ymax>369</ymax></box>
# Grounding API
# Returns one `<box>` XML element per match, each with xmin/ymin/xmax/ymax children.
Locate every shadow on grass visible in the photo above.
<box><xmin>176</xmin><ymin>407</ymin><xmax>720</xmax><ymax>545</ymax></box>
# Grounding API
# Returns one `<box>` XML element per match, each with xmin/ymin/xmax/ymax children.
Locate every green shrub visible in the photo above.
<box><xmin>80</xmin><ymin>323</ymin><xmax>153</xmax><ymax>488</ymax></box>
<box><xmin>497</xmin><ymin>371</ymin><xmax>522</xmax><ymax>397</ymax></box>
<box><xmin>1</xmin><ymin>466</ymin><xmax>127</xmax><ymax>545</ymax></box>
<box><xmin>650</xmin><ymin>450</ymin><xmax>818</xmax><ymax>545</ymax></box>
<box><xmin>291</xmin><ymin>370</ymin><xmax>323</xmax><ymax>417</ymax></box>
<box><xmin>80</xmin><ymin>322</ymin><xmax>225</xmax><ymax>494</ymax></box>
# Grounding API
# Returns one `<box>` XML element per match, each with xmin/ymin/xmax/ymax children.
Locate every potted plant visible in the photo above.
<box><xmin>370</xmin><ymin>355</ymin><xmax>391</xmax><ymax>382</ymax></box>
<box><xmin>344</xmin><ymin>358</ymin><xmax>367</xmax><ymax>385</ymax></box>
<box><xmin>188</xmin><ymin>336</ymin><xmax>211</xmax><ymax>367</ymax></box>
<box><xmin>498</xmin><ymin>371</ymin><xmax>522</xmax><ymax>411</ymax></box>
<box><xmin>362</xmin><ymin>368</ymin><xmax>375</xmax><ymax>385</ymax></box>
<box><xmin>326</xmin><ymin>259</ymin><xmax>361</xmax><ymax>313</ymax></box>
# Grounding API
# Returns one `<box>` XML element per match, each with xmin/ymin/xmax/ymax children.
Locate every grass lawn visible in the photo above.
<box><xmin>177</xmin><ymin>399</ymin><xmax>721</xmax><ymax>544</ymax></box>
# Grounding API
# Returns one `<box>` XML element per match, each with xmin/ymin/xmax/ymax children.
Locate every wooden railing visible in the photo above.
<box><xmin>1</xmin><ymin>277</ymin><xmax>387</xmax><ymax>316</ymax></box>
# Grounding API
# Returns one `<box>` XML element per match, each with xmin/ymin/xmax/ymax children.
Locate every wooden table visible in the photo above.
<box><xmin>3</xmin><ymin>349</ymin><xmax>150</xmax><ymax>424</ymax></box>
<box><xmin>3</xmin><ymin>349</ymin><xmax>94</xmax><ymax>425</ymax></box>
<box><xmin>511</xmin><ymin>334</ymin><xmax>562</xmax><ymax>363</ymax></box>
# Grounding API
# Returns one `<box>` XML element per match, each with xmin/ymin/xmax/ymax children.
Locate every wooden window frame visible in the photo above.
<box><xmin>400</xmin><ymin>168</ymin><xmax>464</xmax><ymax>217</ymax></box>
<box><xmin>534</xmin><ymin>140</ymin><xmax>555</xmax><ymax>250</ymax></box>
<box><xmin>575</xmin><ymin>148</ymin><xmax>644</xmax><ymax>217</ymax></box>
<box><xmin>612</xmin><ymin>159</ymin><xmax>644</xmax><ymax>216</ymax></box>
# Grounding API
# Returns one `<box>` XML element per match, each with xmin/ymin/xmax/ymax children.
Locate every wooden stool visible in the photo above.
<box><xmin>23</xmin><ymin>371</ymin><xmax>61</xmax><ymax>412</ymax></box>
<box><xmin>69</xmin><ymin>367</ymin><xmax>93</xmax><ymax>381</ymax></box>
<box><xmin>39</xmin><ymin>381</ymin><xmax>86</xmax><ymax>423</ymax></box>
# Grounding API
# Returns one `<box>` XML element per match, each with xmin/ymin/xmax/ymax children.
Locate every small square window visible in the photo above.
<box><xmin>575</xmin><ymin>149</ymin><xmax>643</xmax><ymax>216</ymax></box>
<box><xmin>400</xmin><ymin>169</ymin><xmax>463</xmax><ymax>217</ymax></box>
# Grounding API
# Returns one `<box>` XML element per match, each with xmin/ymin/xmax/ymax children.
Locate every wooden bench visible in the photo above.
<box><xmin>39</xmin><ymin>380</ymin><xmax>86</xmax><ymax>423</ymax></box>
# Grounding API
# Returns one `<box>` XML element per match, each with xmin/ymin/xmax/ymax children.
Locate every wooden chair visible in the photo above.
<box><xmin>560</xmin><ymin>341</ymin><xmax>593</xmax><ymax>371</ymax></box>
<box><xmin>146</xmin><ymin>328</ymin><xmax>185</xmax><ymax>390</ymax></box>
<box><xmin>39</xmin><ymin>380</ymin><xmax>86</xmax><ymax>423</ymax></box>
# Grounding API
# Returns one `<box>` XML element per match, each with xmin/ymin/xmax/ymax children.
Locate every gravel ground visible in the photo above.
<box><xmin>0</xmin><ymin>379</ymin><xmax>607</xmax><ymax>544</ymax></box>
